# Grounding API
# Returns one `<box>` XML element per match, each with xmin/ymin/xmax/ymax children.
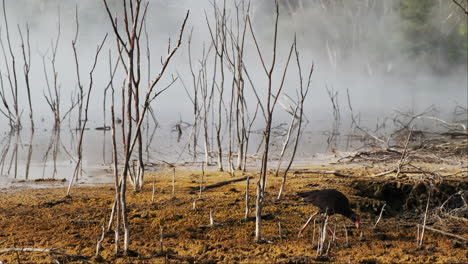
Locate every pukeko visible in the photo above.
<box><xmin>297</xmin><ymin>189</ymin><xmax>360</xmax><ymax>237</ymax></box>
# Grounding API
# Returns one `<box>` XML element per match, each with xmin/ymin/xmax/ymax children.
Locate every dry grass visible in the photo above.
<box><xmin>0</xmin><ymin>166</ymin><xmax>466</xmax><ymax>263</ymax></box>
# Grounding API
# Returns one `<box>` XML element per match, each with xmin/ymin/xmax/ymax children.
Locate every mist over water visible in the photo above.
<box><xmin>0</xmin><ymin>0</ymin><xmax>466</xmax><ymax>187</ymax></box>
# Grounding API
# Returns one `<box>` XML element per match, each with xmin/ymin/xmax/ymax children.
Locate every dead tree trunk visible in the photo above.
<box><xmin>277</xmin><ymin>45</ymin><xmax>313</xmax><ymax>200</ymax></box>
<box><xmin>1</xmin><ymin>0</ymin><xmax>21</xmax><ymax>130</ymax></box>
<box><xmin>248</xmin><ymin>1</ymin><xmax>295</xmax><ymax>242</ymax></box>
<box><xmin>234</xmin><ymin>3</ymin><xmax>249</xmax><ymax>171</ymax></box>
<box><xmin>41</xmin><ymin>12</ymin><xmax>76</xmax><ymax>131</ymax></box>
<box><xmin>208</xmin><ymin>1</ymin><xmax>227</xmax><ymax>172</ymax></box>
<box><xmin>102</xmin><ymin>0</ymin><xmax>189</xmax><ymax>254</ymax></box>
<box><xmin>187</xmin><ymin>32</ymin><xmax>200</xmax><ymax>162</ymax></box>
<box><xmin>67</xmin><ymin>14</ymin><xmax>108</xmax><ymax>196</ymax></box>
<box><xmin>18</xmin><ymin>24</ymin><xmax>34</xmax><ymax>131</ymax></box>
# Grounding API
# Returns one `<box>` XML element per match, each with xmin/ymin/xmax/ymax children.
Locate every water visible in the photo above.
<box><xmin>1</xmin><ymin>101</ymin><xmax>465</xmax><ymax>190</ymax></box>
<box><xmin>0</xmin><ymin>0</ymin><xmax>466</xmax><ymax>189</ymax></box>
<box><xmin>0</xmin><ymin>119</ymin><xmax>343</xmax><ymax>189</ymax></box>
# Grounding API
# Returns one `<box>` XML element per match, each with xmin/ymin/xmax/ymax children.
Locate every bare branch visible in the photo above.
<box><xmin>102</xmin><ymin>0</ymin><xmax>130</xmax><ymax>53</ymax></box>
<box><xmin>453</xmin><ymin>0</ymin><xmax>468</xmax><ymax>14</ymax></box>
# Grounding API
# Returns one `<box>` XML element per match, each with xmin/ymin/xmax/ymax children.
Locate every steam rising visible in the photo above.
<box><xmin>0</xmin><ymin>0</ymin><xmax>466</xmax><ymax>129</ymax></box>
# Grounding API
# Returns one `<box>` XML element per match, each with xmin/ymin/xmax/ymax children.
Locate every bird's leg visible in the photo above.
<box><xmin>331</xmin><ymin>218</ymin><xmax>337</xmax><ymax>241</ymax></box>
<box><xmin>298</xmin><ymin>211</ymin><xmax>318</xmax><ymax>238</ymax></box>
<box><xmin>327</xmin><ymin>225</ymin><xmax>336</xmax><ymax>239</ymax></box>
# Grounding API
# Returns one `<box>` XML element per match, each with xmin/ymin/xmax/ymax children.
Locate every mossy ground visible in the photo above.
<box><xmin>0</xmin><ymin>165</ymin><xmax>466</xmax><ymax>263</ymax></box>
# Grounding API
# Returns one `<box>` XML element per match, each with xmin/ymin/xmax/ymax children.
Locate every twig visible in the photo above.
<box><xmin>416</xmin><ymin>224</ymin><xmax>420</xmax><ymax>246</ymax></box>
<box><xmin>209</xmin><ymin>209</ymin><xmax>214</xmax><ymax>227</ymax></box>
<box><xmin>424</xmin><ymin>226</ymin><xmax>468</xmax><ymax>241</ymax></box>
<box><xmin>95</xmin><ymin>221</ymin><xmax>106</xmax><ymax>257</ymax></box>
<box><xmin>159</xmin><ymin>227</ymin><xmax>164</xmax><ymax>253</ymax></box>
<box><xmin>452</xmin><ymin>0</ymin><xmax>468</xmax><ymax>15</ymax></box>
<box><xmin>418</xmin><ymin>192</ymin><xmax>430</xmax><ymax>248</ymax></box>
<box><xmin>372</xmin><ymin>169</ymin><xmax>396</xmax><ymax>177</ymax></box>
<box><xmin>312</xmin><ymin>219</ymin><xmax>316</xmax><ymax>246</ymax></box>
<box><xmin>397</xmin><ymin>111</ymin><xmax>467</xmax><ymax>131</ymax></box>
<box><xmin>245</xmin><ymin>175</ymin><xmax>250</xmax><ymax>219</ymax></box>
<box><xmin>395</xmin><ymin>129</ymin><xmax>412</xmax><ymax>178</ymax></box>
<box><xmin>325</xmin><ymin>236</ymin><xmax>332</xmax><ymax>256</ymax></box>
<box><xmin>298</xmin><ymin>211</ymin><xmax>318</xmax><ymax>237</ymax></box>
<box><xmin>172</xmin><ymin>167</ymin><xmax>176</xmax><ymax>197</ymax></box>
<box><xmin>199</xmin><ymin>163</ymin><xmax>204</xmax><ymax>198</ymax></box>
<box><xmin>374</xmin><ymin>203</ymin><xmax>386</xmax><ymax>228</ymax></box>
<box><xmin>343</xmin><ymin>222</ymin><xmax>348</xmax><ymax>246</ymax></box>
<box><xmin>278</xmin><ymin>222</ymin><xmax>283</xmax><ymax>242</ymax></box>
<box><xmin>439</xmin><ymin>191</ymin><xmax>463</xmax><ymax>211</ymax></box>
<box><xmin>317</xmin><ymin>214</ymin><xmax>329</xmax><ymax>256</ymax></box>
<box><xmin>151</xmin><ymin>181</ymin><xmax>156</xmax><ymax>203</ymax></box>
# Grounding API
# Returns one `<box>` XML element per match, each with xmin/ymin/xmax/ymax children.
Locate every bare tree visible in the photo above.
<box><xmin>0</xmin><ymin>133</ymin><xmax>12</xmax><ymax>176</ymax></box>
<box><xmin>66</xmin><ymin>13</ymin><xmax>108</xmax><ymax>196</ymax></box>
<box><xmin>44</xmin><ymin>12</ymin><xmax>62</xmax><ymax>130</ymax></box>
<box><xmin>69</xmin><ymin>7</ymin><xmax>85</xmax><ymax>185</ymax></box>
<box><xmin>214</xmin><ymin>1</ymin><xmax>227</xmax><ymax>172</ymax></box>
<box><xmin>0</xmin><ymin>60</ymin><xmax>14</xmax><ymax>127</ymax></box>
<box><xmin>205</xmin><ymin>0</ymin><xmax>227</xmax><ymax>171</ymax></box>
<box><xmin>71</xmin><ymin>6</ymin><xmax>85</xmax><ymax>132</ymax></box>
<box><xmin>102</xmin><ymin>0</ymin><xmax>189</xmax><ymax>253</ymax></box>
<box><xmin>277</xmin><ymin>43</ymin><xmax>313</xmax><ymax>200</ymax></box>
<box><xmin>199</xmin><ymin>44</ymin><xmax>214</xmax><ymax>166</ymax></box>
<box><xmin>42</xmin><ymin>11</ymin><xmax>76</xmax><ymax>130</ymax></box>
<box><xmin>206</xmin><ymin>1</ymin><xmax>252</xmax><ymax>173</ymax></box>
<box><xmin>0</xmin><ymin>0</ymin><xmax>21</xmax><ymax>130</ymax></box>
<box><xmin>18</xmin><ymin>24</ymin><xmax>34</xmax><ymax>131</ymax></box>
<box><xmin>187</xmin><ymin>30</ymin><xmax>201</xmax><ymax>162</ymax></box>
<box><xmin>232</xmin><ymin>1</ymin><xmax>250</xmax><ymax>171</ymax></box>
<box><xmin>24</xmin><ymin>130</ymin><xmax>34</xmax><ymax>180</ymax></box>
<box><xmin>109</xmin><ymin>71</ymin><xmax>121</xmax><ymax>253</ymax></box>
<box><xmin>248</xmin><ymin>0</ymin><xmax>296</xmax><ymax>242</ymax></box>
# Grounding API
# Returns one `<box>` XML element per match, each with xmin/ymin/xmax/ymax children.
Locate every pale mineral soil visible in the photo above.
<box><xmin>0</xmin><ymin>162</ymin><xmax>467</xmax><ymax>264</ymax></box>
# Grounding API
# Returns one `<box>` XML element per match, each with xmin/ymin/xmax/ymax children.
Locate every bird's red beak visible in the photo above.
<box><xmin>355</xmin><ymin>215</ymin><xmax>361</xmax><ymax>229</ymax></box>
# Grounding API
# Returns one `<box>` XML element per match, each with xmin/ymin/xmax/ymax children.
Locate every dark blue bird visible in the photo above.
<box><xmin>297</xmin><ymin>189</ymin><xmax>360</xmax><ymax>237</ymax></box>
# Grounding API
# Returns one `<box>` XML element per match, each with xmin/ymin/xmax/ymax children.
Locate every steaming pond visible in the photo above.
<box><xmin>1</xmin><ymin>0</ymin><xmax>466</xmax><ymax>192</ymax></box>
<box><xmin>1</xmin><ymin>104</ymin><xmax>464</xmax><ymax>192</ymax></box>
<box><xmin>0</xmin><ymin>120</ymin><xmax>369</xmax><ymax>190</ymax></box>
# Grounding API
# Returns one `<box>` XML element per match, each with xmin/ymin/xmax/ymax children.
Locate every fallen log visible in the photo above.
<box><xmin>441</xmin><ymin>132</ymin><xmax>468</xmax><ymax>138</ymax></box>
<box><xmin>292</xmin><ymin>170</ymin><xmax>351</xmax><ymax>177</ymax></box>
<box><xmin>402</xmin><ymin>223</ymin><xmax>468</xmax><ymax>242</ymax></box>
<box><xmin>424</xmin><ymin>226</ymin><xmax>468</xmax><ymax>242</ymax></box>
<box><xmin>190</xmin><ymin>176</ymin><xmax>249</xmax><ymax>191</ymax></box>
<box><xmin>0</xmin><ymin>247</ymin><xmax>89</xmax><ymax>262</ymax></box>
